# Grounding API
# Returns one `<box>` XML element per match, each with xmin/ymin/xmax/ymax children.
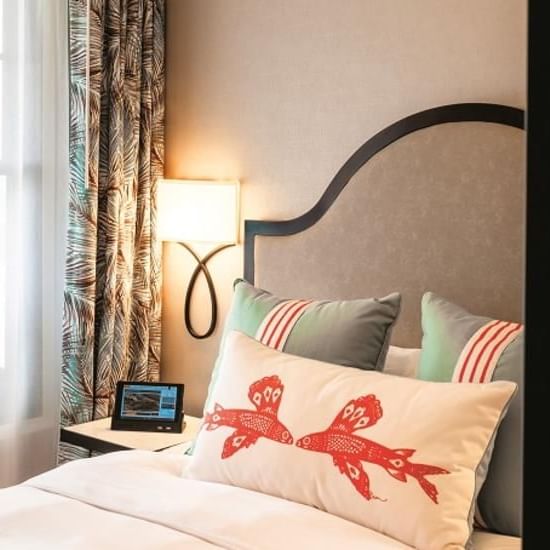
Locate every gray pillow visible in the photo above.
<box><xmin>204</xmin><ymin>279</ymin><xmax>401</xmax><ymax>412</ymax></box>
<box><xmin>417</xmin><ymin>291</ymin><xmax>523</xmax><ymax>537</ymax></box>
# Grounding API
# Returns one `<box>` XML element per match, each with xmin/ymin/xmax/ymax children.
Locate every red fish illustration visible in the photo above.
<box><xmin>204</xmin><ymin>375</ymin><xmax>293</xmax><ymax>458</ymax></box>
<box><xmin>296</xmin><ymin>395</ymin><xmax>449</xmax><ymax>503</ymax></box>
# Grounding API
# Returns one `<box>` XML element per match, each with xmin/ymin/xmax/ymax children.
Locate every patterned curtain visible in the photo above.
<box><xmin>61</xmin><ymin>0</ymin><xmax>165</xmax><ymax>460</ymax></box>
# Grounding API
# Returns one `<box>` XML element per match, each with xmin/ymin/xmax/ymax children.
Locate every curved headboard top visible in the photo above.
<box><xmin>244</xmin><ymin>104</ymin><xmax>525</xmax><ymax>347</ymax></box>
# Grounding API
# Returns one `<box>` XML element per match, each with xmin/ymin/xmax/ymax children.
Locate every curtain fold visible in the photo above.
<box><xmin>61</xmin><ymin>0</ymin><xmax>164</xmax><ymax>460</ymax></box>
<box><xmin>0</xmin><ymin>0</ymin><xmax>69</xmax><ymax>486</ymax></box>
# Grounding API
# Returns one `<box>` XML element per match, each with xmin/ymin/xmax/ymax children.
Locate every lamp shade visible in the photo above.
<box><xmin>157</xmin><ymin>179</ymin><xmax>240</xmax><ymax>244</ymax></box>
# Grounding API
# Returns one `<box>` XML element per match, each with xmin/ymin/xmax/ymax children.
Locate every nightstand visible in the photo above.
<box><xmin>60</xmin><ymin>415</ymin><xmax>201</xmax><ymax>454</ymax></box>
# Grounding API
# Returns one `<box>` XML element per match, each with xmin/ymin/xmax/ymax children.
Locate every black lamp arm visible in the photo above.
<box><xmin>178</xmin><ymin>242</ymin><xmax>235</xmax><ymax>339</ymax></box>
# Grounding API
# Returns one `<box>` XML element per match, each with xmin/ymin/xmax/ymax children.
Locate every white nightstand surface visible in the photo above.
<box><xmin>62</xmin><ymin>415</ymin><xmax>202</xmax><ymax>452</ymax></box>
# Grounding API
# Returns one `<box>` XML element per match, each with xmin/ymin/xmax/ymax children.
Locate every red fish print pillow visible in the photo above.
<box><xmin>185</xmin><ymin>331</ymin><xmax>516</xmax><ymax>550</ymax></box>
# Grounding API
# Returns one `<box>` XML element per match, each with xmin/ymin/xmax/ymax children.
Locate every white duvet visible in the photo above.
<box><xmin>0</xmin><ymin>451</ymin><xmax>520</xmax><ymax>550</ymax></box>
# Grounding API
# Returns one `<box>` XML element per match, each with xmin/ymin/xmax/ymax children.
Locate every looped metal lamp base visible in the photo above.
<box><xmin>178</xmin><ymin>242</ymin><xmax>235</xmax><ymax>339</ymax></box>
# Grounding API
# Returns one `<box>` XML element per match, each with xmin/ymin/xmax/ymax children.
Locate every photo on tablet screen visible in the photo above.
<box><xmin>120</xmin><ymin>384</ymin><xmax>178</xmax><ymax>421</ymax></box>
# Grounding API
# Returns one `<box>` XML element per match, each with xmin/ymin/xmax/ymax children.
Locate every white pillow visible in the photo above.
<box><xmin>383</xmin><ymin>345</ymin><xmax>421</xmax><ymax>378</ymax></box>
<box><xmin>185</xmin><ymin>331</ymin><xmax>516</xmax><ymax>550</ymax></box>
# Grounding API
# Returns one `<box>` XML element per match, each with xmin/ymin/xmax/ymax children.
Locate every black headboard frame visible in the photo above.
<box><xmin>244</xmin><ymin>103</ymin><xmax>524</xmax><ymax>282</ymax></box>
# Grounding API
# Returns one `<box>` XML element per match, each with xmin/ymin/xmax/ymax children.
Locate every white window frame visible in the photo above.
<box><xmin>0</xmin><ymin>0</ymin><xmax>6</xmax><ymax>372</ymax></box>
<box><xmin>0</xmin><ymin>0</ymin><xmax>23</xmax><ymax>375</ymax></box>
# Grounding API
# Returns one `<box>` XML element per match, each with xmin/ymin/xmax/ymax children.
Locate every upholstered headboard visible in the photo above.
<box><xmin>244</xmin><ymin>104</ymin><xmax>525</xmax><ymax>347</ymax></box>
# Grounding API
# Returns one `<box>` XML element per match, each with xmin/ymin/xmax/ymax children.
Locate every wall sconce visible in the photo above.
<box><xmin>158</xmin><ymin>179</ymin><xmax>240</xmax><ymax>339</ymax></box>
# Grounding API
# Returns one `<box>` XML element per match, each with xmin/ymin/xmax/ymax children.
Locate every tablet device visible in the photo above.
<box><xmin>111</xmin><ymin>381</ymin><xmax>184</xmax><ymax>433</ymax></box>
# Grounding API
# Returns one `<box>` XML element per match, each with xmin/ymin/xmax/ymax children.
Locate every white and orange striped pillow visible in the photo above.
<box><xmin>417</xmin><ymin>292</ymin><xmax>523</xmax><ymax>537</ymax></box>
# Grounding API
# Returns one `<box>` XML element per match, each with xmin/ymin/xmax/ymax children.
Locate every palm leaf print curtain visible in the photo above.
<box><xmin>61</xmin><ymin>0</ymin><xmax>165</xmax><ymax>460</ymax></box>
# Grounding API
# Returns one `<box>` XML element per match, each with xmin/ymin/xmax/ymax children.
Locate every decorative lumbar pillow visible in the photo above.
<box><xmin>185</xmin><ymin>331</ymin><xmax>516</xmax><ymax>550</ymax></box>
<box><xmin>203</xmin><ymin>279</ymin><xmax>401</xmax><ymax>411</ymax></box>
<box><xmin>417</xmin><ymin>292</ymin><xmax>523</xmax><ymax>537</ymax></box>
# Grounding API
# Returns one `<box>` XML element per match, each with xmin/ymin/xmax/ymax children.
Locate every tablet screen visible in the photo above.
<box><xmin>120</xmin><ymin>384</ymin><xmax>178</xmax><ymax>421</ymax></box>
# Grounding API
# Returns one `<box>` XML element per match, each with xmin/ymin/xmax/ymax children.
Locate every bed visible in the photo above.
<box><xmin>0</xmin><ymin>451</ymin><xmax>520</xmax><ymax>549</ymax></box>
<box><xmin>0</xmin><ymin>103</ymin><xmax>524</xmax><ymax>549</ymax></box>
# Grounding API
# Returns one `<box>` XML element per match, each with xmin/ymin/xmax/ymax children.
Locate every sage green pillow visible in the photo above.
<box><xmin>418</xmin><ymin>292</ymin><xmax>523</xmax><ymax>537</ymax></box>
<box><xmin>204</xmin><ymin>279</ymin><xmax>401</xmax><ymax>411</ymax></box>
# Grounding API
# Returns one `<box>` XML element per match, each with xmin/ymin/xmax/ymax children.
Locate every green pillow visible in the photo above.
<box><xmin>204</xmin><ymin>279</ymin><xmax>401</xmax><ymax>410</ymax></box>
<box><xmin>418</xmin><ymin>292</ymin><xmax>523</xmax><ymax>537</ymax></box>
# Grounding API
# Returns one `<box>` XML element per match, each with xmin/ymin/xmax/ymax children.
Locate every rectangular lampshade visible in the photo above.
<box><xmin>157</xmin><ymin>179</ymin><xmax>240</xmax><ymax>244</ymax></box>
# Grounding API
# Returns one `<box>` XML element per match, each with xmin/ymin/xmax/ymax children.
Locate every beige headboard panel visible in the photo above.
<box><xmin>245</xmin><ymin>104</ymin><xmax>525</xmax><ymax>347</ymax></box>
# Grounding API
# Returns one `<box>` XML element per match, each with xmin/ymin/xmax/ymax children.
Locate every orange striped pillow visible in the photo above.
<box><xmin>417</xmin><ymin>292</ymin><xmax>523</xmax><ymax>537</ymax></box>
<box><xmin>201</xmin><ymin>279</ymin><xmax>401</xmax><ymax>436</ymax></box>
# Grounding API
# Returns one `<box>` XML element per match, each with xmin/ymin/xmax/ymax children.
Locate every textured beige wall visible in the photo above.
<box><xmin>163</xmin><ymin>0</ymin><xmax>527</xmax><ymax>416</ymax></box>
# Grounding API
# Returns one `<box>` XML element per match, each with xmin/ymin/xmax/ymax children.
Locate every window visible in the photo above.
<box><xmin>0</xmin><ymin>0</ymin><xmax>67</xmax><ymax>486</ymax></box>
<box><xmin>0</xmin><ymin>0</ymin><xmax>46</xmax><ymax>416</ymax></box>
<box><xmin>0</xmin><ymin>0</ymin><xmax>5</xmax><ymax>371</ymax></box>
<box><xmin>0</xmin><ymin>172</ymin><xmax>4</xmax><ymax>370</ymax></box>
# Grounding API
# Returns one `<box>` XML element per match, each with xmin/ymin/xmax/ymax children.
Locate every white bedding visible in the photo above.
<box><xmin>0</xmin><ymin>451</ymin><xmax>520</xmax><ymax>549</ymax></box>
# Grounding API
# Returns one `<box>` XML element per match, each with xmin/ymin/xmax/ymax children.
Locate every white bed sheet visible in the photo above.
<box><xmin>0</xmin><ymin>451</ymin><xmax>520</xmax><ymax>550</ymax></box>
